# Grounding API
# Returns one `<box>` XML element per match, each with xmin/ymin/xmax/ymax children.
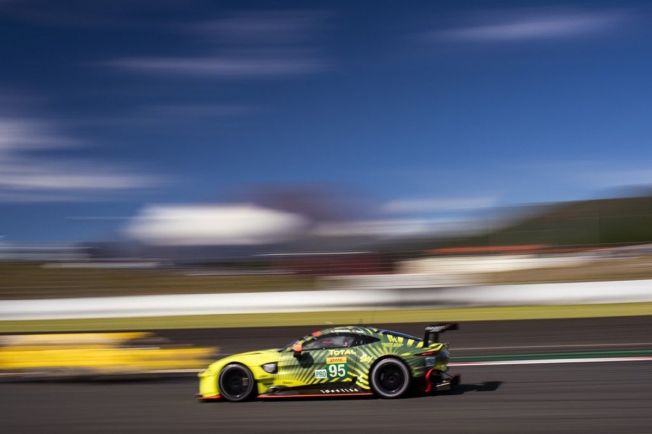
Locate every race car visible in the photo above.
<box><xmin>197</xmin><ymin>323</ymin><xmax>459</xmax><ymax>401</ymax></box>
<box><xmin>0</xmin><ymin>332</ymin><xmax>215</xmax><ymax>378</ymax></box>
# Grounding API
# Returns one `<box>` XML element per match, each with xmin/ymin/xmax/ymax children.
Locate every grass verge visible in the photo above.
<box><xmin>2</xmin><ymin>302</ymin><xmax>652</xmax><ymax>333</ymax></box>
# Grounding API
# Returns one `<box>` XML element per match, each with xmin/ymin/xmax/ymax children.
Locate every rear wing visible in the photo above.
<box><xmin>423</xmin><ymin>323</ymin><xmax>458</xmax><ymax>346</ymax></box>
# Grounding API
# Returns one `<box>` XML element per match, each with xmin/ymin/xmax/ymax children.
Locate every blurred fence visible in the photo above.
<box><xmin>4</xmin><ymin>247</ymin><xmax>652</xmax><ymax>300</ymax></box>
<box><xmin>3</xmin><ymin>279</ymin><xmax>652</xmax><ymax>320</ymax></box>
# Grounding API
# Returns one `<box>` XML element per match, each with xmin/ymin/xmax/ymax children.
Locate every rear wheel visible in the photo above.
<box><xmin>218</xmin><ymin>364</ymin><xmax>255</xmax><ymax>402</ymax></box>
<box><xmin>370</xmin><ymin>358</ymin><xmax>410</xmax><ymax>399</ymax></box>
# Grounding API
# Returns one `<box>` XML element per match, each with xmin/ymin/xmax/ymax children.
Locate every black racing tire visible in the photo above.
<box><xmin>218</xmin><ymin>364</ymin><xmax>256</xmax><ymax>402</ymax></box>
<box><xmin>370</xmin><ymin>358</ymin><xmax>411</xmax><ymax>399</ymax></box>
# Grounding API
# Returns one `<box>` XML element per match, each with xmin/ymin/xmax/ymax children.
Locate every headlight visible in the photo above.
<box><xmin>262</xmin><ymin>362</ymin><xmax>277</xmax><ymax>374</ymax></box>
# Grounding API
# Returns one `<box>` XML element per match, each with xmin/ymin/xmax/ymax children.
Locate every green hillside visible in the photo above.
<box><xmin>470</xmin><ymin>195</ymin><xmax>652</xmax><ymax>247</ymax></box>
<box><xmin>381</xmin><ymin>194</ymin><xmax>652</xmax><ymax>253</ymax></box>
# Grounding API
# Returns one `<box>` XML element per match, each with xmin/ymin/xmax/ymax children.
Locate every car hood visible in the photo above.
<box><xmin>206</xmin><ymin>348</ymin><xmax>281</xmax><ymax>373</ymax></box>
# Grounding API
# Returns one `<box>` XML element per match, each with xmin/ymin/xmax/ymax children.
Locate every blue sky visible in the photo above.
<box><xmin>1</xmin><ymin>0</ymin><xmax>652</xmax><ymax>242</ymax></box>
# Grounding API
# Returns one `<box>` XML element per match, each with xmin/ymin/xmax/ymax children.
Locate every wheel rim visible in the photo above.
<box><xmin>221</xmin><ymin>368</ymin><xmax>251</xmax><ymax>399</ymax></box>
<box><xmin>376</xmin><ymin>363</ymin><xmax>406</xmax><ymax>394</ymax></box>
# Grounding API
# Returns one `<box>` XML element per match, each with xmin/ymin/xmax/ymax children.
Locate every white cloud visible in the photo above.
<box><xmin>0</xmin><ymin>191</ymin><xmax>85</xmax><ymax>203</ymax></box>
<box><xmin>436</xmin><ymin>9</ymin><xmax>628</xmax><ymax>42</ymax></box>
<box><xmin>78</xmin><ymin>103</ymin><xmax>253</xmax><ymax>128</ymax></box>
<box><xmin>577</xmin><ymin>167</ymin><xmax>652</xmax><ymax>189</ymax></box>
<box><xmin>382</xmin><ymin>196</ymin><xmax>498</xmax><ymax>214</ymax></box>
<box><xmin>0</xmin><ymin>160</ymin><xmax>155</xmax><ymax>190</ymax></box>
<box><xmin>312</xmin><ymin>218</ymin><xmax>472</xmax><ymax>237</ymax></box>
<box><xmin>125</xmin><ymin>203</ymin><xmax>309</xmax><ymax>246</ymax></box>
<box><xmin>0</xmin><ymin>115</ymin><xmax>158</xmax><ymax>201</ymax></box>
<box><xmin>0</xmin><ymin>117</ymin><xmax>75</xmax><ymax>151</ymax></box>
<box><xmin>108</xmin><ymin>53</ymin><xmax>327</xmax><ymax>78</ymax></box>
<box><xmin>107</xmin><ymin>10</ymin><xmax>330</xmax><ymax>79</ymax></box>
<box><xmin>142</xmin><ymin>104</ymin><xmax>251</xmax><ymax>118</ymax></box>
<box><xmin>193</xmin><ymin>10</ymin><xmax>326</xmax><ymax>44</ymax></box>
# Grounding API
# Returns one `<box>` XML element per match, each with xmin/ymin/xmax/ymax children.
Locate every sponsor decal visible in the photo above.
<box><xmin>360</xmin><ymin>354</ymin><xmax>373</xmax><ymax>363</ymax></box>
<box><xmin>328</xmin><ymin>349</ymin><xmax>354</xmax><ymax>356</ymax></box>
<box><xmin>314</xmin><ymin>369</ymin><xmax>328</xmax><ymax>379</ymax></box>
<box><xmin>320</xmin><ymin>387</ymin><xmax>360</xmax><ymax>394</ymax></box>
<box><xmin>328</xmin><ymin>363</ymin><xmax>347</xmax><ymax>378</ymax></box>
<box><xmin>326</xmin><ymin>356</ymin><xmax>347</xmax><ymax>364</ymax></box>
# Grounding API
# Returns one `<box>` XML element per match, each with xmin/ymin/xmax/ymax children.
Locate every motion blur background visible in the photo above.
<box><xmin>2</xmin><ymin>1</ymin><xmax>652</xmax><ymax>433</ymax></box>
<box><xmin>2</xmin><ymin>0</ymin><xmax>652</xmax><ymax>303</ymax></box>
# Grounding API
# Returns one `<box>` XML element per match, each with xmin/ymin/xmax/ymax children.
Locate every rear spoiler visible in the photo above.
<box><xmin>423</xmin><ymin>323</ymin><xmax>458</xmax><ymax>346</ymax></box>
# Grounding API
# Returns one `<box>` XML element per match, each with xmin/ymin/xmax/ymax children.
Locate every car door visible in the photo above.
<box><xmin>310</xmin><ymin>333</ymin><xmax>358</xmax><ymax>384</ymax></box>
<box><xmin>276</xmin><ymin>333</ymin><xmax>358</xmax><ymax>390</ymax></box>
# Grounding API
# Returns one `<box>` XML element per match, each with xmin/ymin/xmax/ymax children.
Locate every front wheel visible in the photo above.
<box><xmin>370</xmin><ymin>358</ymin><xmax>411</xmax><ymax>399</ymax></box>
<box><xmin>218</xmin><ymin>364</ymin><xmax>256</xmax><ymax>402</ymax></box>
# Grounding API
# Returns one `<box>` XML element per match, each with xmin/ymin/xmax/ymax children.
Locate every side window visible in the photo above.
<box><xmin>351</xmin><ymin>334</ymin><xmax>379</xmax><ymax>347</ymax></box>
<box><xmin>302</xmin><ymin>334</ymin><xmax>356</xmax><ymax>350</ymax></box>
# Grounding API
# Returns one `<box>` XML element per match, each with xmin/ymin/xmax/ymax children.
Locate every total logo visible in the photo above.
<box><xmin>328</xmin><ymin>349</ymin><xmax>354</xmax><ymax>356</ymax></box>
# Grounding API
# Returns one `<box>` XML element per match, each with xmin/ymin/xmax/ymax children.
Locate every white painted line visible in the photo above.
<box><xmin>455</xmin><ymin>342</ymin><xmax>652</xmax><ymax>351</ymax></box>
<box><xmin>0</xmin><ymin>369</ymin><xmax>204</xmax><ymax>378</ymax></box>
<box><xmin>450</xmin><ymin>356</ymin><xmax>652</xmax><ymax>367</ymax></box>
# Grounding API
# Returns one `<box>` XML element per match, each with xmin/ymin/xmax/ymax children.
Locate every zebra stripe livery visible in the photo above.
<box><xmin>197</xmin><ymin>325</ymin><xmax>453</xmax><ymax>401</ymax></box>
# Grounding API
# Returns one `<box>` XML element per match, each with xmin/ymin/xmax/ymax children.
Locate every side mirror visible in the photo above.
<box><xmin>292</xmin><ymin>342</ymin><xmax>303</xmax><ymax>357</ymax></box>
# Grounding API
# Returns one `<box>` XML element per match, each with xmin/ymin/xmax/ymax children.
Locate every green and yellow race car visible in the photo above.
<box><xmin>197</xmin><ymin>323</ymin><xmax>459</xmax><ymax>401</ymax></box>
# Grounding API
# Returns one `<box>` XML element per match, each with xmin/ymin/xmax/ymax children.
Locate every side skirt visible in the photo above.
<box><xmin>259</xmin><ymin>383</ymin><xmax>372</xmax><ymax>399</ymax></box>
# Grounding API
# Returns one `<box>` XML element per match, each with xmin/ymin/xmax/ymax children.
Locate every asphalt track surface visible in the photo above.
<box><xmin>2</xmin><ymin>316</ymin><xmax>652</xmax><ymax>433</ymax></box>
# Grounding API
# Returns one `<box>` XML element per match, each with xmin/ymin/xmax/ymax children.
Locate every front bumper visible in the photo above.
<box><xmin>196</xmin><ymin>393</ymin><xmax>222</xmax><ymax>401</ymax></box>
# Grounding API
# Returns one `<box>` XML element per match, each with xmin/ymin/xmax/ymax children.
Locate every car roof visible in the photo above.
<box><xmin>313</xmin><ymin>325</ymin><xmax>379</xmax><ymax>336</ymax></box>
<box><xmin>312</xmin><ymin>325</ymin><xmax>423</xmax><ymax>341</ymax></box>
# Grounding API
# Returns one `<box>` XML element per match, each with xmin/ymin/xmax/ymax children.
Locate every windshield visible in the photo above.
<box><xmin>279</xmin><ymin>335</ymin><xmax>312</xmax><ymax>352</ymax></box>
